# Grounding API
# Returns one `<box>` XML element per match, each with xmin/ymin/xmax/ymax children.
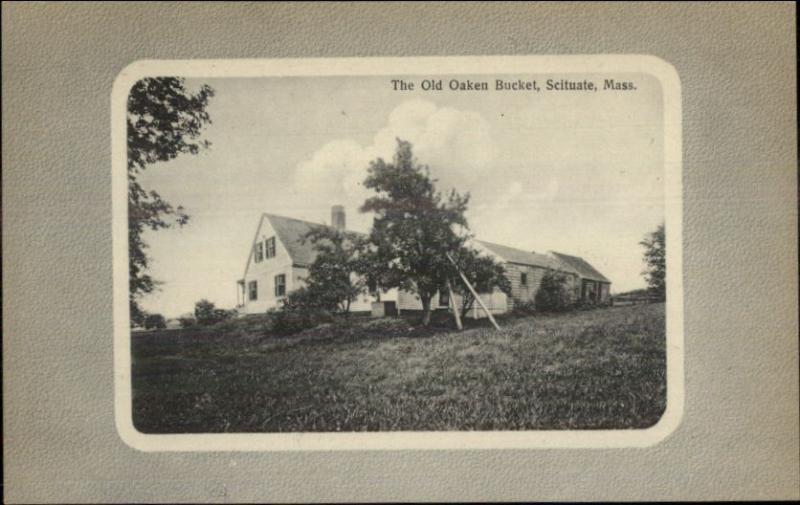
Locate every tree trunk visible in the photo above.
<box><xmin>460</xmin><ymin>296</ymin><xmax>474</xmax><ymax>319</ymax></box>
<box><xmin>421</xmin><ymin>296</ymin><xmax>432</xmax><ymax>326</ymax></box>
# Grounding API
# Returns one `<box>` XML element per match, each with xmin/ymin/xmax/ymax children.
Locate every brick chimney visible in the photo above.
<box><xmin>331</xmin><ymin>205</ymin><xmax>346</xmax><ymax>231</ymax></box>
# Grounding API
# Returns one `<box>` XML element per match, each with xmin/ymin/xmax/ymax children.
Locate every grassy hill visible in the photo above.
<box><xmin>131</xmin><ymin>303</ymin><xmax>666</xmax><ymax>433</ymax></box>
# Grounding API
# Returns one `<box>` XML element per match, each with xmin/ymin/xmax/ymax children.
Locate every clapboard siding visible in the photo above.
<box><xmin>503</xmin><ymin>263</ymin><xmax>581</xmax><ymax>309</ymax></box>
<box><xmin>466</xmin><ymin>290</ymin><xmax>508</xmax><ymax>318</ymax></box>
<box><xmin>396</xmin><ymin>286</ymin><xmax>508</xmax><ymax>319</ymax></box>
<box><xmin>397</xmin><ymin>290</ymin><xmax>424</xmax><ymax>311</ymax></box>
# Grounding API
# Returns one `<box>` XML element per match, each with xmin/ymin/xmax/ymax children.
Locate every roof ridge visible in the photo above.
<box><xmin>476</xmin><ymin>239</ymin><xmax>552</xmax><ymax>258</ymax></box>
<box><xmin>264</xmin><ymin>212</ymin><xmax>328</xmax><ymax>228</ymax></box>
<box><xmin>476</xmin><ymin>238</ymin><xmax>535</xmax><ymax>252</ymax></box>
<box><xmin>548</xmin><ymin>251</ymin><xmax>610</xmax><ymax>283</ymax></box>
<box><xmin>264</xmin><ymin>212</ymin><xmax>368</xmax><ymax>237</ymax></box>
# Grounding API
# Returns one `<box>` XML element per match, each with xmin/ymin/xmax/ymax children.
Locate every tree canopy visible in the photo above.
<box><xmin>299</xmin><ymin>227</ymin><xmax>372</xmax><ymax>314</ymax></box>
<box><xmin>361</xmin><ymin>139</ymin><xmax>501</xmax><ymax>326</ymax></box>
<box><xmin>127</xmin><ymin>77</ymin><xmax>214</xmax><ymax>325</ymax></box>
<box><xmin>640</xmin><ymin>223</ymin><xmax>666</xmax><ymax>301</ymax></box>
<box><xmin>449</xmin><ymin>247</ymin><xmax>511</xmax><ymax>318</ymax></box>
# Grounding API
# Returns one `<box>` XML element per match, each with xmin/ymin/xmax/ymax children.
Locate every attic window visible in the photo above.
<box><xmin>521</xmin><ymin>272</ymin><xmax>528</xmax><ymax>286</ymax></box>
<box><xmin>255</xmin><ymin>242</ymin><xmax>264</xmax><ymax>263</ymax></box>
<box><xmin>265</xmin><ymin>237</ymin><xmax>276</xmax><ymax>259</ymax></box>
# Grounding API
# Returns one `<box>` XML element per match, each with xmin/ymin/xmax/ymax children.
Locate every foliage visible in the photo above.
<box><xmin>194</xmin><ymin>299</ymin><xmax>234</xmax><ymax>326</ymax></box>
<box><xmin>640</xmin><ymin>223</ymin><xmax>666</xmax><ymax>301</ymax></box>
<box><xmin>130</xmin><ymin>304</ymin><xmax>147</xmax><ymax>328</ymax></box>
<box><xmin>360</xmin><ymin>139</ymin><xmax>471</xmax><ymax>325</ymax></box>
<box><xmin>143</xmin><ymin>313</ymin><xmax>167</xmax><ymax>330</ymax></box>
<box><xmin>511</xmin><ymin>300</ymin><xmax>538</xmax><ymax>317</ymax></box>
<box><xmin>268</xmin><ymin>291</ymin><xmax>335</xmax><ymax>335</ymax></box>
<box><xmin>127</xmin><ymin>77</ymin><xmax>214</xmax><ymax>321</ymax></box>
<box><xmin>299</xmin><ymin>227</ymin><xmax>372</xmax><ymax>314</ymax></box>
<box><xmin>448</xmin><ymin>247</ymin><xmax>512</xmax><ymax>318</ymax></box>
<box><xmin>535</xmin><ymin>271</ymin><xmax>573</xmax><ymax>312</ymax></box>
<box><xmin>178</xmin><ymin>316</ymin><xmax>197</xmax><ymax>329</ymax></box>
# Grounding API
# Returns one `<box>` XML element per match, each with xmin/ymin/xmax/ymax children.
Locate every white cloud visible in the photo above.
<box><xmin>292</xmin><ymin>99</ymin><xmax>496</xmax><ymax>232</ymax></box>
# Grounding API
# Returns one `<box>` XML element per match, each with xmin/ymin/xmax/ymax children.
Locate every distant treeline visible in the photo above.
<box><xmin>611</xmin><ymin>288</ymin><xmax>662</xmax><ymax>305</ymax></box>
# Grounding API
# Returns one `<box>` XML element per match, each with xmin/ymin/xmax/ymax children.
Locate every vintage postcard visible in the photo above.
<box><xmin>112</xmin><ymin>55</ymin><xmax>683</xmax><ymax>451</ymax></box>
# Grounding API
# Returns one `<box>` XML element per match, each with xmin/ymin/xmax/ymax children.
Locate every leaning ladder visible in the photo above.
<box><xmin>445</xmin><ymin>253</ymin><xmax>501</xmax><ymax>330</ymax></box>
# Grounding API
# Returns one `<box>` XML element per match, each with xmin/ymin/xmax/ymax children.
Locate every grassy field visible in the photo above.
<box><xmin>131</xmin><ymin>303</ymin><xmax>666</xmax><ymax>433</ymax></box>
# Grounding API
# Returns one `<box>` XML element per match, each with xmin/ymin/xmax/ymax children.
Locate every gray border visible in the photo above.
<box><xmin>3</xmin><ymin>2</ymin><xmax>798</xmax><ymax>502</ymax></box>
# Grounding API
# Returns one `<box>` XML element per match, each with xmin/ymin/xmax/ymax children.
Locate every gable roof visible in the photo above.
<box><xmin>476</xmin><ymin>240</ymin><xmax>577</xmax><ymax>273</ymax></box>
<box><xmin>242</xmin><ymin>213</ymin><xmax>609</xmax><ymax>285</ymax></box>
<box><xmin>550</xmin><ymin>252</ymin><xmax>611</xmax><ymax>283</ymax></box>
<box><xmin>266</xmin><ymin>213</ymin><xmax>366</xmax><ymax>268</ymax></box>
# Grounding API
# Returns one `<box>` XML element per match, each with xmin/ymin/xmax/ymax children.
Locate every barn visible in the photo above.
<box><xmin>549</xmin><ymin>252</ymin><xmax>612</xmax><ymax>304</ymax></box>
<box><xmin>236</xmin><ymin>207</ymin><xmax>611</xmax><ymax>317</ymax></box>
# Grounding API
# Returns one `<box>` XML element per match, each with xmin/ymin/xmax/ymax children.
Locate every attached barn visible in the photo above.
<box><xmin>236</xmin><ymin>207</ymin><xmax>612</xmax><ymax>317</ymax></box>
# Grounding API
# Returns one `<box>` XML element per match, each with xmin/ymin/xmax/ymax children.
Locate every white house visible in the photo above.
<box><xmin>236</xmin><ymin>206</ymin><xmax>611</xmax><ymax>318</ymax></box>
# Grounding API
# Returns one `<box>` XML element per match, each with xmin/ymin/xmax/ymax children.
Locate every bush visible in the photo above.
<box><xmin>263</xmin><ymin>288</ymin><xmax>334</xmax><ymax>334</ymax></box>
<box><xmin>535</xmin><ymin>271</ymin><xmax>573</xmax><ymax>312</ymax></box>
<box><xmin>511</xmin><ymin>300</ymin><xmax>537</xmax><ymax>317</ymax></box>
<box><xmin>178</xmin><ymin>316</ymin><xmax>197</xmax><ymax>328</ymax></box>
<box><xmin>268</xmin><ymin>306</ymin><xmax>334</xmax><ymax>335</ymax></box>
<box><xmin>210</xmin><ymin>313</ymin><xmax>261</xmax><ymax>339</ymax></box>
<box><xmin>194</xmin><ymin>299</ymin><xmax>235</xmax><ymax>326</ymax></box>
<box><xmin>293</xmin><ymin>316</ymin><xmax>415</xmax><ymax>341</ymax></box>
<box><xmin>143</xmin><ymin>313</ymin><xmax>167</xmax><ymax>330</ymax></box>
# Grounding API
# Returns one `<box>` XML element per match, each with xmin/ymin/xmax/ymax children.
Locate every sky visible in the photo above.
<box><xmin>135</xmin><ymin>73</ymin><xmax>665</xmax><ymax>318</ymax></box>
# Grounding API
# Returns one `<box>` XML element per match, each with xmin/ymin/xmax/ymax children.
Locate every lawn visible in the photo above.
<box><xmin>131</xmin><ymin>303</ymin><xmax>666</xmax><ymax>433</ymax></box>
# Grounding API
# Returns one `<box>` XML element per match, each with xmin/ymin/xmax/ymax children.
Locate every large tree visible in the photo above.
<box><xmin>640</xmin><ymin>223</ymin><xmax>666</xmax><ymax>301</ymax></box>
<box><xmin>361</xmin><ymin>139</ymin><xmax>471</xmax><ymax>326</ymax></box>
<box><xmin>127</xmin><ymin>77</ymin><xmax>214</xmax><ymax>325</ymax></box>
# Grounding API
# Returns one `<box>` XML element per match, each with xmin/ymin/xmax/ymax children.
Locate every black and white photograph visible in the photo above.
<box><xmin>114</xmin><ymin>57</ymin><xmax>682</xmax><ymax>449</ymax></box>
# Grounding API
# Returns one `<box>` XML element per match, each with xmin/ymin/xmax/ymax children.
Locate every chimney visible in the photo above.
<box><xmin>331</xmin><ymin>205</ymin><xmax>346</xmax><ymax>230</ymax></box>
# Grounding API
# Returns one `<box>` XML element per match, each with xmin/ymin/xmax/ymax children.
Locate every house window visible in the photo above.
<box><xmin>265</xmin><ymin>237</ymin><xmax>276</xmax><ymax>259</ymax></box>
<box><xmin>439</xmin><ymin>287</ymin><xmax>450</xmax><ymax>308</ymax></box>
<box><xmin>520</xmin><ymin>272</ymin><xmax>528</xmax><ymax>286</ymax></box>
<box><xmin>254</xmin><ymin>242</ymin><xmax>264</xmax><ymax>263</ymax></box>
<box><xmin>248</xmin><ymin>280</ymin><xmax>258</xmax><ymax>301</ymax></box>
<box><xmin>274</xmin><ymin>274</ymin><xmax>286</xmax><ymax>297</ymax></box>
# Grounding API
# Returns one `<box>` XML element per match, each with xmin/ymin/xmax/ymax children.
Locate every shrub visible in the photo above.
<box><xmin>194</xmin><ymin>299</ymin><xmax>235</xmax><ymax>326</ymax></box>
<box><xmin>268</xmin><ymin>306</ymin><xmax>334</xmax><ymax>335</ymax></box>
<box><xmin>263</xmin><ymin>288</ymin><xmax>334</xmax><ymax>335</ymax></box>
<box><xmin>143</xmin><ymin>313</ymin><xmax>167</xmax><ymax>330</ymax></box>
<box><xmin>214</xmin><ymin>308</ymin><xmax>237</xmax><ymax>322</ymax></box>
<box><xmin>511</xmin><ymin>300</ymin><xmax>537</xmax><ymax>317</ymax></box>
<box><xmin>178</xmin><ymin>316</ymin><xmax>197</xmax><ymax>328</ymax></box>
<box><xmin>535</xmin><ymin>271</ymin><xmax>573</xmax><ymax>312</ymax></box>
<box><xmin>293</xmin><ymin>316</ymin><xmax>414</xmax><ymax>341</ymax></box>
<box><xmin>210</xmin><ymin>313</ymin><xmax>259</xmax><ymax>339</ymax></box>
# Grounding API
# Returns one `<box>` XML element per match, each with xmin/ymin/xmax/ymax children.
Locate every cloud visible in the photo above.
<box><xmin>292</xmin><ymin>99</ymin><xmax>496</xmax><ymax>231</ymax></box>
